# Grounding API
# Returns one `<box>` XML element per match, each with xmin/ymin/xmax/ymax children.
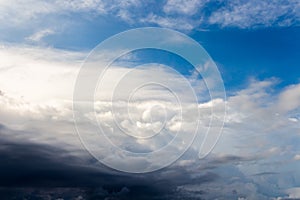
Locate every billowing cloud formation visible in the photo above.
<box><xmin>0</xmin><ymin>45</ymin><xmax>299</xmax><ymax>198</ymax></box>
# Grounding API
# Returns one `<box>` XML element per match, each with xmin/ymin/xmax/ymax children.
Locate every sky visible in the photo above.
<box><xmin>0</xmin><ymin>0</ymin><xmax>300</xmax><ymax>199</ymax></box>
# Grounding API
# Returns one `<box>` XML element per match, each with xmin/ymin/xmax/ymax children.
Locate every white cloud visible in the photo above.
<box><xmin>163</xmin><ymin>0</ymin><xmax>206</xmax><ymax>16</ymax></box>
<box><xmin>293</xmin><ymin>154</ymin><xmax>300</xmax><ymax>160</ymax></box>
<box><xmin>289</xmin><ymin>117</ymin><xmax>298</xmax><ymax>122</ymax></box>
<box><xmin>277</xmin><ymin>83</ymin><xmax>300</xmax><ymax>113</ymax></box>
<box><xmin>56</xmin><ymin>0</ymin><xmax>107</xmax><ymax>13</ymax></box>
<box><xmin>0</xmin><ymin>45</ymin><xmax>85</xmax><ymax>102</ymax></box>
<box><xmin>0</xmin><ymin>45</ymin><xmax>298</xmax><ymax>154</ymax></box>
<box><xmin>0</xmin><ymin>0</ymin><xmax>60</xmax><ymax>27</ymax></box>
<box><xmin>1</xmin><ymin>0</ymin><xmax>299</xmax><ymax>33</ymax></box>
<box><xmin>286</xmin><ymin>187</ymin><xmax>300</xmax><ymax>198</ymax></box>
<box><xmin>140</xmin><ymin>14</ymin><xmax>196</xmax><ymax>31</ymax></box>
<box><xmin>0</xmin><ymin>0</ymin><xmax>141</xmax><ymax>26</ymax></box>
<box><xmin>0</xmin><ymin>44</ymin><xmax>299</xmax><ymax>184</ymax></box>
<box><xmin>208</xmin><ymin>0</ymin><xmax>300</xmax><ymax>28</ymax></box>
<box><xmin>0</xmin><ymin>45</ymin><xmax>204</xmax><ymax>160</ymax></box>
<box><xmin>26</xmin><ymin>28</ymin><xmax>55</xmax><ymax>42</ymax></box>
<box><xmin>148</xmin><ymin>0</ymin><xmax>300</xmax><ymax>30</ymax></box>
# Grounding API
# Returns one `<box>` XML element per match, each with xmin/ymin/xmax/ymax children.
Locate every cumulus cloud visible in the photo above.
<box><xmin>0</xmin><ymin>44</ymin><xmax>211</xmax><ymax>164</ymax></box>
<box><xmin>0</xmin><ymin>1</ymin><xmax>299</xmax><ymax>199</ymax></box>
<box><xmin>0</xmin><ymin>44</ymin><xmax>299</xmax><ymax>159</ymax></box>
<box><xmin>0</xmin><ymin>44</ymin><xmax>299</xmax><ymax>198</ymax></box>
<box><xmin>277</xmin><ymin>83</ymin><xmax>300</xmax><ymax>113</ymax></box>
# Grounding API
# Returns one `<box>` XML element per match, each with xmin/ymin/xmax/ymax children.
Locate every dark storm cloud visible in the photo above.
<box><xmin>0</xmin><ymin>124</ymin><xmax>220</xmax><ymax>199</ymax></box>
<box><xmin>252</xmin><ymin>172</ymin><xmax>280</xmax><ymax>177</ymax></box>
<box><xmin>194</xmin><ymin>153</ymin><xmax>260</xmax><ymax>172</ymax></box>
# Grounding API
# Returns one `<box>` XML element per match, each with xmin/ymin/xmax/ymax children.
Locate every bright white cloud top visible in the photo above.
<box><xmin>0</xmin><ymin>0</ymin><xmax>299</xmax><ymax>199</ymax></box>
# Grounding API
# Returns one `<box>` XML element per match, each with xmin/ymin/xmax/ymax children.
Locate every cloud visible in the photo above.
<box><xmin>0</xmin><ymin>0</ymin><xmax>57</xmax><ymax>26</ymax></box>
<box><xmin>163</xmin><ymin>0</ymin><xmax>206</xmax><ymax>16</ymax></box>
<box><xmin>0</xmin><ymin>129</ymin><xmax>168</xmax><ymax>200</ymax></box>
<box><xmin>208</xmin><ymin>0</ymin><xmax>300</xmax><ymax>28</ymax></box>
<box><xmin>0</xmin><ymin>44</ymin><xmax>299</xmax><ymax>198</ymax></box>
<box><xmin>277</xmin><ymin>83</ymin><xmax>300</xmax><ymax>113</ymax></box>
<box><xmin>1</xmin><ymin>0</ymin><xmax>299</xmax><ymax>35</ymax></box>
<box><xmin>0</xmin><ymin>45</ymin><xmax>85</xmax><ymax>102</ymax></box>
<box><xmin>285</xmin><ymin>187</ymin><xmax>300</xmax><ymax>199</ymax></box>
<box><xmin>0</xmin><ymin>1</ymin><xmax>299</xmax><ymax>198</ymax></box>
<box><xmin>0</xmin><ymin>44</ymin><xmax>215</xmax><ymax>173</ymax></box>
<box><xmin>293</xmin><ymin>154</ymin><xmax>300</xmax><ymax>160</ymax></box>
<box><xmin>140</xmin><ymin>14</ymin><xmax>196</xmax><ymax>31</ymax></box>
<box><xmin>0</xmin><ymin>124</ymin><xmax>226</xmax><ymax>199</ymax></box>
<box><xmin>139</xmin><ymin>0</ymin><xmax>300</xmax><ymax>30</ymax></box>
<box><xmin>26</xmin><ymin>28</ymin><xmax>55</xmax><ymax>42</ymax></box>
<box><xmin>0</xmin><ymin>45</ymin><xmax>298</xmax><ymax>158</ymax></box>
<box><xmin>0</xmin><ymin>0</ymin><xmax>141</xmax><ymax>27</ymax></box>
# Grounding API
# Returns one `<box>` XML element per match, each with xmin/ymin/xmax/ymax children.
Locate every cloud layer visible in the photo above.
<box><xmin>0</xmin><ymin>44</ymin><xmax>299</xmax><ymax>198</ymax></box>
<box><xmin>1</xmin><ymin>0</ymin><xmax>299</xmax><ymax>33</ymax></box>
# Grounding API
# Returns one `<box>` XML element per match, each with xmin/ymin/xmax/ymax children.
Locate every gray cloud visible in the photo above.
<box><xmin>0</xmin><ymin>124</ymin><xmax>221</xmax><ymax>199</ymax></box>
<box><xmin>0</xmin><ymin>44</ymin><xmax>299</xmax><ymax>199</ymax></box>
<box><xmin>0</xmin><ymin>117</ymin><xmax>298</xmax><ymax>199</ymax></box>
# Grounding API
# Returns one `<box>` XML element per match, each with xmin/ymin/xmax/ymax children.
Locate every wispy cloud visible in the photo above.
<box><xmin>208</xmin><ymin>0</ymin><xmax>300</xmax><ymax>28</ymax></box>
<box><xmin>1</xmin><ymin>0</ymin><xmax>299</xmax><ymax>33</ymax></box>
<box><xmin>139</xmin><ymin>14</ymin><xmax>196</xmax><ymax>31</ymax></box>
<box><xmin>163</xmin><ymin>0</ymin><xmax>206</xmax><ymax>16</ymax></box>
<box><xmin>26</xmin><ymin>28</ymin><xmax>55</xmax><ymax>43</ymax></box>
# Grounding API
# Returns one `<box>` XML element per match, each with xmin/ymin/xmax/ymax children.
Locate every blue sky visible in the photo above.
<box><xmin>0</xmin><ymin>0</ymin><xmax>300</xmax><ymax>199</ymax></box>
<box><xmin>1</xmin><ymin>0</ymin><xmax>299</xmax><ymax>90</ymax></box>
